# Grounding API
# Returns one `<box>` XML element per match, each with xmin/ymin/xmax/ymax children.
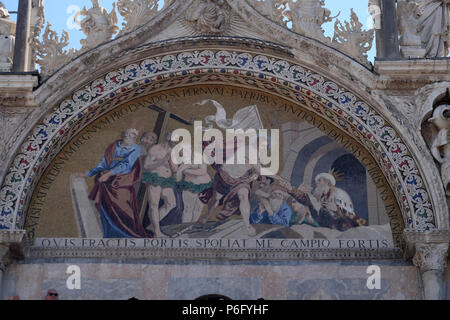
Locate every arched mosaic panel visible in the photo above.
<box><xmin>0</xmin><ymin>49</ymin><xmax>435</xmax><ymax>234</ymax></box>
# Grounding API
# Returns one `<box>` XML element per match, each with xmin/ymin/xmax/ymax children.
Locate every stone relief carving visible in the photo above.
<box><xmin>117</xmin><ymin>0</ymin><xmax>160</xmax><ymax>36</ymax></box>
<box><xmin>186</xmin><ymin>0</ymin><xmax>231</xmax><ymax>34</ymax></box>
<box><xmin>413</xmin><ymin>242</ymin><xmax>449</xmax><ymax>272</ymax></box>
<box><xmin>0</xmin><ymin>2</ymin><xmax>15</xmax><ymax>72</ymax></box>
<box><xmin>79</xmin><ymin>0</ymin><xmax>119</xmax><ymax>51</ymax></box>
<box><xmin>397</xmin><ymin>0</ymin><xmax>427</xmax><ymax>58</ymax></box>
<box><xmin>35</xmin><ymin>24</ymin><xmax>76</xmax><ymax>77</ymax></box>
<box><xmin>428</xmin><ymin>104</ymin><xmax>450</xmax><ymax>197</ymax></box>
<box><xmin>332</xmin><ymin>9</ymin><xmax>374</xmax><ymax>66</ymax></box>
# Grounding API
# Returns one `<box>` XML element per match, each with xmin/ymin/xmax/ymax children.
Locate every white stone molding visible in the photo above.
<box><xmin>25</xmin><ymin>245</ymin><xmax>404</xmax><ymax>261</ymax></box>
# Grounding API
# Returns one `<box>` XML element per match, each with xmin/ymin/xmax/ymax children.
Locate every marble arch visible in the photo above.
<box><xmin>0</xmin><ymin>37</ymin><xmax>445</xmax><ymax>247</ymax></box>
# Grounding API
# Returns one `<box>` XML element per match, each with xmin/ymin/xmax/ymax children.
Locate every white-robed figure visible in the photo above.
<box><xmin>428</xmin><ymin>104</ymin><xmax>450</xmax><ymax>196</ymax></box>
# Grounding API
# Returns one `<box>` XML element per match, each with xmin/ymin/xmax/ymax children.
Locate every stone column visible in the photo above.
<box><xmin>0</xmin><ymin>230</ymin><xmax>26</xmax><ymax>299</ymax></box>
<box><xmin>377</xmin><ymin>0</ymin><xmax>400</xmax><ymax>60</ymax></box>
<box><xmin>413</xmin><ymin>243</ymin><xmax>449</xmax><ymax>300</ymax></box>
<box><xmin>0</xmin><ymin>244</ymin><xmax>8</xmax><ymax>299</ymax></box>
<box><xmin>12</xmin><ymin>0</ymin><xmax>32</xmax><ymax>72</ymax></box>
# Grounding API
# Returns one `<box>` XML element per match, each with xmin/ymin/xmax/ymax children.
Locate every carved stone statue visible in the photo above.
<box><xmin>79</xmin><ymin>0</ymin><xmax>118</xmax><ymax>51</ymax></box>
<box><xmin>0</xmin><ymin>2</ymin><xmax>15</xmax><ymax>71</ymax></box>
<box><xmin>285</xmin><ymin>0</ymin><xmax>338</xmax><ymax>43</ymax></box>
<box><xmin>397</xmin><ymin>0</ymin><xmax>427</xmax><ymax>58</ymax></box>
<box><xmin>428</xmin><ymin>104</ymin><xmax>450</xmax><ymax>196</ymax></box>
<box><xmin>416</xmin><ymin>0</ymin><xmax>450</xmax><ymax>58</ymax></box>
<box><xmin>0</xmin><ymin>2</ymin><xmax>8</xmax><ymax>18</ymax></box>
<box><xmin>368</xmin><ymin>0</ymin><xmax>382</xmax><ymax>30</ymax></box>
<box><xmin>30</xmin><ymin>0</ymin><xmax>45</xmax><ymax>70</ymax></box>
<box><xmin>188</xmin><ymin>0</ymin><xmax>230</xmax><ymax>34</ymax></box>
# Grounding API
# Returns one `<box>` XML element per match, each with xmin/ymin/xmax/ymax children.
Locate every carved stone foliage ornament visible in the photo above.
<box><xmin>413</xmin><ymin>242</ymin><xmax>449</xmax><ymax>272</ymax></box>
<box><xmin>332</xmin><ymin>9</ymin><xmax>374</xmax><ymax>66</ymax></box>
<box><xmin>79</xmin><ymin>0</ymin><xmax>118</xmax><ymax>51</ymax></box>
<box><xmin>186</xmin><ymin>0</ymin><xmax>231</xmax><ymax>35</ymax></box>
<box><xmin>35</xmin><ymin>24</ymin><xmax>76</xmax><ymax>76</ymax></box>
<box><xmin>248</xmin><ymin>0</ymin><xmax>374</xmax><ymax>65</ymax></box>
<box><xmin>252</xmin><ymin>0</ymin><xmax>288</xmax><ymax>26</ymax></box>
<box><xmin>117</xmin><ymin>0</ymin><xmax>160</xmax><ymax>36</ymax></box>
<box><xmin>428</xmin><ymin>104</ymin><xmax>450</xmax><ymax>197</ymax></box>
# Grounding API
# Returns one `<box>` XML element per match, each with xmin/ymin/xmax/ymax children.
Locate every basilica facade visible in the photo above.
<box><xmin>0</xmin><ymin>0</ymin><xmax>449</xmax><ymax>300</ymax></box>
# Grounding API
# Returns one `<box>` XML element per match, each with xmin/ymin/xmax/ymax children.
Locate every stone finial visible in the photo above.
<box><xmin>79</xmin><ymin>0</ymin><xmax>119</xmax><ymax>51</ymax></box>
<box><xmin>187</xmin><ymin>0</ymin><xmax>231</xmax><ymax>35</ymax></box>
<box><xmin>413</xmin><ymin>242</ymin><xmax>449</xmax><ymax>273</ymax></box>
<box><xmin>332</xmin><ymin>9</ymin><xmax>374</xmax><ymax>66</ymax></box>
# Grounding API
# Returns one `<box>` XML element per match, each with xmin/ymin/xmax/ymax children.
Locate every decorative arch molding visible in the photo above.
<box><xmin>0</xmin><ymin>43</ymin><xmax>442</xmax><ymax>236</ymax></box>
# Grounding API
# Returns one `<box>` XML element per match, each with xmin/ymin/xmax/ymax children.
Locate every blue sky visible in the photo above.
<box><xmin>2</xmin><ymin>0</ymin><xmax>376</xmax><ymax>62</ymax></box>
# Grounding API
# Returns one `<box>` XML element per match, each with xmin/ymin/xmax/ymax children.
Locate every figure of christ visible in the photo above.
<box><xmin>176</xmin><ymin>162</ymin><xmax>213</xmax><ymax>224</ymax></box>
<box><xmin>79</xmin><ymin>129</ymin><xmax>151</xmax><ymax>238</ymax></box>
<box><xmin>142</xmin><ymin>133</ymin><xmax>177</xmax><ymax>238</ymax></box>
<box><xmin>200</xmin><ymin>136</ymin><xmax>260</xmax><ymax>237</ymax></box>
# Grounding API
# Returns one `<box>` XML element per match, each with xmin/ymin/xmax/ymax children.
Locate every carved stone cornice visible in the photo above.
<box><xmin>412</xmin><ymin>243</ymin><xmax>449</xmax><ymax>273</ymax></box>
<box><xmin>404</xmin><ymin>229</ymin><xmax>450</xmax><ymax>244</ymax></box>
<box><xmin>0</xmin><ymin>75</ymin><xmax>39</xmax><ymax>108</ymax></box>
<box><xmin>0</xmin><ymin>230</ymin><xmax>26</xmax><ymax>245</ymax></box>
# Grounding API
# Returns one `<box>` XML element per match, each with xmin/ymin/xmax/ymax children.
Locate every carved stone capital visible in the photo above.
<box><xmin>412</xmin><ymin>243</ymin><xmax>449</xmax><ymax>273</ymax></box>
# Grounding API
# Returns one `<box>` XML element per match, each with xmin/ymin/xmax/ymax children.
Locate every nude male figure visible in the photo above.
<box><xmin>143</xmin><ymin>133</ymin><xmax>177</xmax><ymax>238</ymax></box>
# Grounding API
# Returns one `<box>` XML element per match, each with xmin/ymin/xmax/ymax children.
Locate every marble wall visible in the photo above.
<box><xmin>3</xmin><ymin>261</ymin><xmax>420</xmax><ymax>300</ymax></box>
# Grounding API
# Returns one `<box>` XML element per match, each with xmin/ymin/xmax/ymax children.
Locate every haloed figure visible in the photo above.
<box><xmin>81</xmin><ymin>129</ymin><xmax>150</xmax><ymax>238</ymax></box>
